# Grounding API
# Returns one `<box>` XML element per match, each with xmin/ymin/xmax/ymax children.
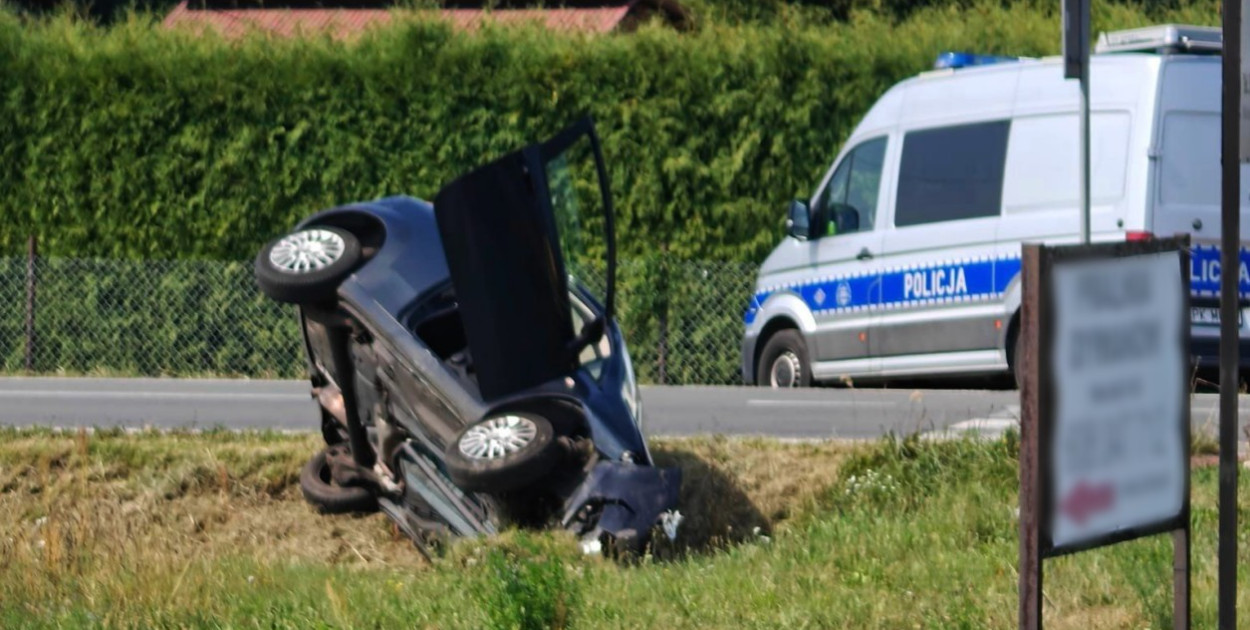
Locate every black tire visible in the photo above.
<box><xmin>444</xmin><ymin>412</ymin><xmax>559</xmax><ymax>493</ymax></box>
<box><xmin>255</xmin><ymin>226</ymin><xmax>361</xmax><ymax>304</ymax></box>
<box><xmin>299</xmin><ymin>446</ymin><xmax>378</xmax><ymax>514</ymax></box>
<box><xmin>756</xmin><ymin>329</ymin><xmax>812</xmax><ymax>388</ymax></box>
<box><xmin>1009</xmin><ymin>326</ymin><xmax>1025</xmax><ymax>391</ymax></box>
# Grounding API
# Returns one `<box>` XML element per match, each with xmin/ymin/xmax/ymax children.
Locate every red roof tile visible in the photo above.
<box><xmin>162</xmin><ymin>1</ymin><xmax>658</xmax><ymax>39</ymax></box>
<box><xmin>443</xmin><ymin>6</ymin><xmax>632</xmax><ymax>33</ymax></box>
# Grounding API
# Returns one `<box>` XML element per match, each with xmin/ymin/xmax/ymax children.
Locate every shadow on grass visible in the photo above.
<box><xmin>647</xmin><ymin>447</ymin><xmax>771</xmax><ymax>559</ymax></box>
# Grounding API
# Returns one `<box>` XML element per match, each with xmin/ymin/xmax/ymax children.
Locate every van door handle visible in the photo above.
<box><xmin>856</xmin><ymin>248</ymin><xmax>874</xmax><ymax>261</ymax></box>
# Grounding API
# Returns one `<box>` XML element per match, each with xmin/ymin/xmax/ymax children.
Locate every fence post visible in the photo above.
<box><xmin>656</xmin><ymin>256</ymin><xmax>669</xmax><ymax>385</ymax></box>
<box><xmin>24</xmin><ymin>235</ymin><xmax>37</xmax><ymax>372</ymax></box>
<box><xmin>658</xmin><ymin>309</ymin><xmax>668</xmax><ymax>385</ymax></box>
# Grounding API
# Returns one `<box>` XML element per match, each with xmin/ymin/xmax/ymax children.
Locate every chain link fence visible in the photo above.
<box><xmin>0</xmin><ymin>256</ymin><xmax>758</xmax><ymax>385</ymax></box>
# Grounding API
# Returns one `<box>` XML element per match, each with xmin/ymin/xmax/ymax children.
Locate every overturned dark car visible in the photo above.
<box><xmin>254</xmin><ymin>119</ymin><xmax>681</xmax><ymax>557</ymax></box>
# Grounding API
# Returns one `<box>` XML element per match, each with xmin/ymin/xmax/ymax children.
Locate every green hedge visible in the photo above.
<box><xmin>2</xmin><ymin>2</ymin><xmax>1216</xmax><ymax>266</ymax></box>
<box><xmin>0</xmin><ymin>2</ymin><xmax>1221</xmax><ymax>382</ymax></box>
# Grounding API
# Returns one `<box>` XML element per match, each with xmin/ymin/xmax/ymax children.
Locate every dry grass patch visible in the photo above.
<box><xmin>0</xmin><ymin>429</ymin><xmax>428</xmax><ymax>578</ymax></box>
<box><xmin>6</xmin><ymin>428</ymin><xmax>1243</xmax><ymax>629</ymax></box>
<box><xmin>0</xmin><ymin>430</ymin><xmax>842</xmax><ymax>577</ymax></box>
<box><xmin>652</xmin><ymin>436</ymin><xmax>845</xmax><ymax>551</ymax></box>
<box><xmin>0</xmin><ymin>428</ymin><xmax>851</xmax><ymax>627</ymax></box>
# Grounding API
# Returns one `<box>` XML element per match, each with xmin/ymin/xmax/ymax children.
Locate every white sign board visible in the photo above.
<box><xmin>1049</xmin><ymin>251</ymin><xmax>1185</xmax><ymax>548</ymax></box>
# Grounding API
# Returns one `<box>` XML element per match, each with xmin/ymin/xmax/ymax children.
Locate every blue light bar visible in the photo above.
<box><xmin>933</xmin><ymin>51</ymin><xmax>1019</xmax><ymax>70</ymax></box>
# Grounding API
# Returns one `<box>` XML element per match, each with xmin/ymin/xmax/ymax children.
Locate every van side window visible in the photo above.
<box><xmin>815</xmin><ymin>137</ymin><xmax>887</xmax><ymax>235</ymax></box>
<box><xmin>895</xmin><ymin>121</ymin><xmax>1009</xmax><ymax>227</ymax></box>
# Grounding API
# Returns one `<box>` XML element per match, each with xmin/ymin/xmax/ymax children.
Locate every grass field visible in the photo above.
<box><xmin>0</xmin><ymin>428</ymin><xmax>1246</xmax><ymax>629</ymax></box>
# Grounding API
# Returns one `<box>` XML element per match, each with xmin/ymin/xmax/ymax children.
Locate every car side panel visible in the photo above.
<box><xmin>336</xmin><ymin>278</ymin><xmax>484</xmax><ymax>453</ymax></box>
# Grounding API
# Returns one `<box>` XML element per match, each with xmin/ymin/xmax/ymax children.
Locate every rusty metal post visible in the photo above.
<box><xmin>1219</xmin><ymin>0</ymin><xmax>1242</xmax><ymax>625</ymax></box>
<box><xmin>1174</xmin><ymin>242</ymin><xmax>1192</xmax><ymax>630</ymax></box>
<box><xmin>1019</xmin><ymin>244</ymin><xmax>1043</xmax><ymax>630</ymax></box>
<box><xmin>24</xmin><ymin>235</ymin><xmax>37</xmax><ymax>372</ymax></box>
<box><xmin>1172</xmin><ymin>528</ymin><xmax>1191</xmax><ymax>629</ymax></box>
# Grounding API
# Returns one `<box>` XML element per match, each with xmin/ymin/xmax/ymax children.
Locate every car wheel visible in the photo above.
<box><xmin>756</xmin><ymin>330</ymin><xmax>812</xmax><ymax>388</ymax></box>
<box><xmin>299</xmin><ymin>446</ymin><xmax>378</xmax><ymax>514</ymax></box>
<box><xmin>444</xmin><ymin>412</ymin><xmax>559</xmax><ymax>493</ymax></box>
<box><xmin>255</xmin><ymin>226</ymin><xmax>362</xmax><ymax>304</ymax></box>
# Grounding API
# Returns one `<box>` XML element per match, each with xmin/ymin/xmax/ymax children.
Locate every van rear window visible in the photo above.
<box><xmin>895</xmin><ymin>121</ymin><xmax>1009</xmax><ymax>227</ymax></box>
<box><xmin>1160</xmin><ymin>112</ymin><xmax>1218</xmax><ymax>207</ymax></box>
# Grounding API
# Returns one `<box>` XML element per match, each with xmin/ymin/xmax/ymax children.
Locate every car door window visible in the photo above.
<box><xmin>845</xmin><ymin>139</ymin><xmax>886</xmax><ymax>229</ymax></box>
<box><xmin>816</xmin><ymin>137</ymin><xmax>887</xmax><ymax>235</ymax></box>
<box><xmin>821</xmin><ymin>157</ymin><xmax>851</xmax><ymax>214</ymax></box>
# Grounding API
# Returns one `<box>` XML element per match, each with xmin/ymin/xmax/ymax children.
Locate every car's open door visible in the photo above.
<box><xmin>434</xmin><ymin>118</ymin><xmax>617</xmax><ymax>401</ymax></box>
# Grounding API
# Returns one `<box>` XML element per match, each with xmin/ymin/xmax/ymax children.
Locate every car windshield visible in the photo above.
<box><xmin>545</xmin><ymin>133</ymin><xmax>610</xmax><ymax>307</ymax></box>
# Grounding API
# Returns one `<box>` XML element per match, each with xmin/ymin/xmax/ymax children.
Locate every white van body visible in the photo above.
<box><xmin>742</xmin><ymin>41</ymin><xmax>1250</xmax><ymax>387</ymax></box>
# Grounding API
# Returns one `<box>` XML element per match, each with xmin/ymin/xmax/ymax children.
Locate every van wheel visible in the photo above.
<box><xmin>757</xmin><ymin>330</ymin><xmax>811</xmax><ymax>388</ymax></box>
<box><xmin>1009</xmin><ymin>328</ymin><xmax>1025</xmax><ymax>391</ymax></box>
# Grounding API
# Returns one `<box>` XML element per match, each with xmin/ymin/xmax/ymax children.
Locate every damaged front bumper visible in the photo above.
<box><xmin>560</xmin><ymin>461</ymin><xmax>683</xmax><ymax>553</ymax></box>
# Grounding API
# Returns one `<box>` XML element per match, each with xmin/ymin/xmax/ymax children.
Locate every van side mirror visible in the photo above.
<box><xmin>828</xmin><ymin>203</ymin><xmax>860</xmax><ymax>234</ymax></box>
<box><xmin>787</xmin><ymin>200</ymin><xmax>811</xmax><ymax>240</ymax></box>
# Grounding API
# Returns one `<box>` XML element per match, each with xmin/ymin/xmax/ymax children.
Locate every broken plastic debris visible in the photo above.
<box><xmin>581</xmin><ymin>539</ymin><xmax>603</xmax><ymax>555</ymax></box>
<box><xmin>661</xmin><ymin>510</ymin><xmax>683</xmax><ymax>541</ymax></box>
<box><xmin>752</xmin><ymin>526</ymin><xmax>771</xmax><ymax>543</ymax></box>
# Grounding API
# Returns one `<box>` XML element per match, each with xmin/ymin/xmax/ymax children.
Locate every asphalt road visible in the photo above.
<box><xmin>1</xmin><ymin>377</ymin><xmax>1247</xmax><ymax>441</ymax></box>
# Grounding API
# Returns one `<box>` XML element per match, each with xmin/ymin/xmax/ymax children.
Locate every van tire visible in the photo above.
<box><xmin>1009</xmin><ymin>328</ymin><xmax>1025</xmax><ymax>391</ymax></box>
<box><xmin>757</xmin><ymin>330</ymin><xmax>812</xmax><ymax>388</ymax></box>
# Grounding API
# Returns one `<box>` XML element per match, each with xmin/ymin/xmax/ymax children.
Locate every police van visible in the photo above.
<box><xmin>742</xmin><ymin>24</ymin><xmax>1250</xmax><ymax>388</ymax></box>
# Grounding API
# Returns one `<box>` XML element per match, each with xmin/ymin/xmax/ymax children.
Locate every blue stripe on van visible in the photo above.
<box><xmin>744</xmin><ymin>245</ymin><xmax>1250</xmax><ymax>326</ymax></box>
<box><xmin>878</xmin><ymin>259</ymin><xmax>996</xmax><ymax>308</ymax></box>
<box><xmin>995</xmin><ymin>257</ymin><xmax>1021</xmax><ymax>293</ymax></box>
<box><xmin>1189</xmin><ymin>243</ymin><xmax>1250</xmax><ymax>298</ymax></box>
<box><xmin>745</xmin><ymin>256</ymin><xmax>1023</xmax><ymax>324</ymax></box>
